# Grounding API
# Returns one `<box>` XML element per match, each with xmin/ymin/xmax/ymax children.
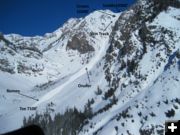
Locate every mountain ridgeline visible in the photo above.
<box><xmin>0</xmin><ymin>0</ymin><xmax>180</xmax><ymax>135</ymax></box>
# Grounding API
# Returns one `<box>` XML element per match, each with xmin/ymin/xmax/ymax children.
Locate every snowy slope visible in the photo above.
<box><xmin>0</xmin><ymin>0</ymin><xmax>180</xmax><ymax>135</ymax></box>
<box><xmin>79</xmin><ymin>4</ymin><xmax>180</xmax><ymax>135</ymax></box>
<box><xmin>0</xmin><ymin>10</ymin><xmax>120</xmax><ymax>133</ymax></box>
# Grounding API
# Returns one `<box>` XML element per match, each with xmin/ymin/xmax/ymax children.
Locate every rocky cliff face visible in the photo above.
<box><xmin>83</xmin><ymin>0</ymin><xmax>180</xmax><ymax>134</ymax></box>
<box><xmin>0</xmin><ymin>0</ymin><xmax>180</xmax><ymax>135</ymax></box>
<box><xmin>66</xmin><ymin>35</ymin><xmax>95</xmax><ymax>54</ymax></box>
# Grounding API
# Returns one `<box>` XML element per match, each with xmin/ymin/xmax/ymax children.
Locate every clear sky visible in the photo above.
<box><xmin>0</xmin><ymin>0</ymin><xmax>136</xmax><ymax>36</ymax></box>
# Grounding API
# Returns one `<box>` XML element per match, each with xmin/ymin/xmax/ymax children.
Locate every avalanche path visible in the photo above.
<box><xmin>33</xmin><ymin>38</ymin><xmax>110</xmax><ymax>107</ymax></box>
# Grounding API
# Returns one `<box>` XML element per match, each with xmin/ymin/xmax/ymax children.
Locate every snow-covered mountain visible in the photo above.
<box><xmin>0</xmin><ymin>0</ymin><xmax>180</xmax><ymax>135</ymax></box>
